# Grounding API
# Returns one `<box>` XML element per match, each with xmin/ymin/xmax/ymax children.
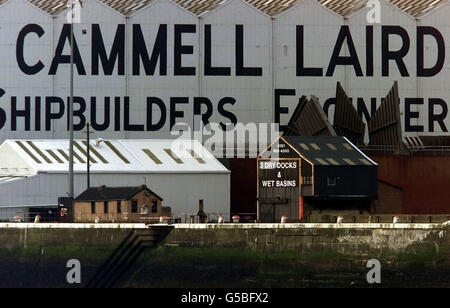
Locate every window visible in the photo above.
<box><xmin>188</xmin><ymin>149</ymin><xmax>206</xmax><ymax>164</ymax></box>
<box><xmin>143</xmin><ymin>149</ymin><xmax>162</xmax><ymax>164</ymax></box>
<box><xmin>104</xmin><ymin>201</ymin><xmax>109</xmax><ymax>214</ymax></box>
<box><xmin>325</xmin><ymin>158</ymin><xmax>339</xmax><ymax>166</ymax></box>
<box><xmin>151</xmin><ymin>201</ymin><xmax>158</xmax><ymax>213</ymax></box>
<box><xmin>309</xmin><ymin>143</ymin><xmax>320</xmax><ymax>150</ymax></box>
<box><xmin>131</xmin><ymin>200</ymin><xmax>138</xmax><ymax>213</ymax></box>
<box><xmin>326</xmin><ymin>143</ymin><xmax>337</xmax><ymax>150</ymax></box>
<box><xmin>343</xmin><ymin>158</ymin><xmax>356</xmax><ymax>166</ymax></box>
<box><xmin>164</xmin><ymin>149</ymin><xmax>183</xmax><ymax>164</ymax></box>
<box><xmin>327</xmin><ymin>176</ymin><xmax>337</xmax><ymax>186</ymax></box>
<box><xmin>302</xmin><ymin>176</ymin><xmax>312</xmax><ymax>185</ymax></box>
<box><xmin>316</xmin><ymin>158</ymin><xmax>329</xmax><ymax>165</ymax></box>
<box><xmin>343</xmin><ymin>143</ymin><xmax>353</xmax><ymax>150</ymax></box>
<box><xmin>359</xmin><ymin>158</ymin><xmax>372</xmax><ymax>166</ymax></box>
<box><xmin>117</xmin><ymin>201</ymin><xmax>121</xmax><ymax>214</ymax></box>
<box><xmin>299</xmin><ymin>143</ymin><xmax>309</xmax><ymax>151</ymax></box>
<box><xmin>91</xmin><ymin>201</ymin><xmax>96</xmax><ymax>214</ymax></box>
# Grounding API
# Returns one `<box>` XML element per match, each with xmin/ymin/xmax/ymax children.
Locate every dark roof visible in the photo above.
<box><xmin>281</xmin><ymin>136</ymin><xmax>377</xmax><ymax>166</ymax></box>
<box><xmin>75</xmin><ymin>185</ymin><xmax>163</xmax><ymax>202</ymax></box>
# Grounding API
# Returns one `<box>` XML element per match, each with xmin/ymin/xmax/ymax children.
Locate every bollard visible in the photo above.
<box><xmin>232</xmin><ymin>215</ymin><xmax>240</xmax><ymax>223</ymax></box>
<box><xmin>281</xmin><ymin>216</ymin><xmax>287</xmax><ymax>224</ymax></box>
<box><xmin>197</xmin><ymin>200</ymin><xmax>207</xmax><ymax>223</ymax></box>
<box><xmin>13</xmin><ymin>215</ymin><xmax>23</xmax><ymax>223</ymax></box>
<box><xmin>393</xmin><ymin>216</ymin><xmax>399</xmax><ymax>224</ymax></box>
<box><xmin>336</xmin><ymin>216</ymin><xmax>344</xmax><ymax>224</ymax></box>
<box><xmin>218</xmin><ymin>216</ymin><xmax>224</xmax><ymax>224</ymax></box>
<box><xmin>160</xmin><ymin>216</ymin><xmax>170</xmax><ymax>223</ymax></box>
<box><xmin>34</xmin><ymin>215</ymin><xmax>41</xmax><ymax>223</ymax></box>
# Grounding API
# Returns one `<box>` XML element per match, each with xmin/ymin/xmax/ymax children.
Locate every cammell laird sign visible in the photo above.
<box><xmin>0</xmin><ymin>0</ymin><xmax>449</xmax><ymax>143</ymax></box>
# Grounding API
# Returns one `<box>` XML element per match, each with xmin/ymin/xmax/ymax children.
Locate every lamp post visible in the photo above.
<box><xmin>68</xmin><ymin>0</ymin><xmax>83</xmax><ymax>198</ymax></box>
<box><xmin>69</xmin><ymin>2</ymin><xmax>74</xmax><ymax>198</ymax></box>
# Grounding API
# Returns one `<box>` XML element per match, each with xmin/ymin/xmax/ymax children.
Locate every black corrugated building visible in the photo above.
<box><xmin>257</xmin><ymin>136</ymin><xmax>378</xmax><ymax>222</ymax></box>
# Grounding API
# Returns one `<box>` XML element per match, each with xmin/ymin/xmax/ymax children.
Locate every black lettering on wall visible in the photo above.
<box><xmin>323</xmin><ymin>98</ymin><xmax>336</xmax><ymax>119</ymax></box>
<box><xmin>357</xmin><ymin>97</ymin><xmax>377</xmax><ymax>123</ymax></box>
<box><xmin>236</xmin><ymin>25</ymin><xmax>262</xmax><ymax>76</ymax></box>
<box><xmin>11</xmin><ymin>96</ymin><xmax>31</xmax><ymax>131</ymax></box>
<box><xmin>91</xmin><ymin>97</ymin><xmax>110</xmax><ymax>131</ymax></box>
<box><xmin>417</xmin><ymin>27</ymin><xmax>445</xmax><ymax>77</ymax></box>
<box><xmin>147</xmin><ymin>97</ymin><xmax>166</xmax><ymax>131</ymax></box>
<box><xmin>69</xmin><ymin>96</ymin><xmax>86</xmax><ymax>131</ymax></box>
<box><xmin>124</xmin><ymin>97</ymin><xmax>144</xmax><ymax>131</ymax></box>
<box><xmin>35</xmin><ymin>97</ymin><xmax>41</xmax><ymax>131</ymax></box>
<box><xmin>174</xmin><ymin>25</ymin><xmax>196</xmax><ymax>76</ymax></box>
<box><xmin>405</xmin><ymin>98</ymin><xmax>424</xmax><ymax>132</ymax></box>
<box><xmin>296</xmin><ymin>26</ymin><xmax>322</xmax><ymax>76</ymax></box>
<box><xmin>132</xmin><ymin>24</ymin><xmax>167</xmax><ymax>76</ymax></box>
<box><xmin>204</xmin><ymin>25</ymin><xmax>231</xmax><ymax>76</ymax></box>
<box><xmin>92</xmin><ymin>24</ymin><xmax>125</xmax><ymax>75</ymax></box>
<box><xmin>0</xmin><ymin>89</ymin><xmax>6</xmax><ymax>130</ymax></box>
<box><xmin>326</xmin><ymin>26</ymin><xmax>363</xmax><ymax>77</ymax></box>
<box><xmin>49</xmin><ymin>24</ymin><xmax>86</xmax><ymax>75</ymax></box>
<box><xmin>114</xmin><ymin>97</ymin><xmax>121</xmax><ymax>131</ymax></box>
<box><xmin>194</xmin><ymin>97</ymin><xmax>213</xmax><ymax>126</ymax></box>
<box><xmin>382</xmin><ymin>26</ymin><xmax>410</xmax><ymax>77</ymax></box>
<box><xmin>274</xmin><ymin>89</ymin><xmax>295</xmax><ymax>131</ymax></box>
<box><xmin>170</xmin><ymin>97</ymin><xmax>189</xmax><ymax>130</ymax></box>
<box><xmin>45</xmin><ymin>96</ymin><xmax>65</xmax><ymax>131</ymax></box>
<box><xmin>428</xmin><ymin>98</ymin><xmax>448</xmax><ymax>132</ymax></box>
<box><xmin>218</xmin><ymin>97</ymin><xmax>237</xmax><ymax>130</ymax></box>
<box><xmin>16</xmin><ymin>24</ymin><xmax>45</xmax><ymax>75</ymax></box>
<box><xmin>366</xmin><ymin>26</ymin><xmax>374</xmax><ymax>77</ymax></box>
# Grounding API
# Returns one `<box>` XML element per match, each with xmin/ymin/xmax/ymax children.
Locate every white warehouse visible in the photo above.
<box><xmin>0</xmin><ymin>139</ymin><xmax>230</xmax><ymax>221</ymax></box>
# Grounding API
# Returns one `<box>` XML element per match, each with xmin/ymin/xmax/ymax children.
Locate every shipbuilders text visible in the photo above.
<box><xmin>3</xmin><ymin>23</ymin><xmax>449</xmax><ymax>133</ymax></box>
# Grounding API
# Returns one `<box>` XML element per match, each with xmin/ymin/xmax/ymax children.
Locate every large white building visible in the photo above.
<box><xmin>0</xmin><ymin>0</ymin><xmax>448</xmax><ymax>219</ymax></box>
<box><xmin>0</xmin><ymin>0</ymin><xmax>446</xmax><ymax>150</ymax></box>
<box><xmin>0</xmin><ymin>138</ymin><xmax>230</xmax><ymax>220</ymax></box>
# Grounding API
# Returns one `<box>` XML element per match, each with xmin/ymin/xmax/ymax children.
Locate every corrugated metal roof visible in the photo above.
<box><xmin>334</xmin><ymin>82</ymin><xmax>365</xmax><ymax>145</ymax></box>
<box><xmin>283</xmin><ymin>96</ymin><xmax>337</xmax><ymax>137</ymax></box>
<box><xmin>22</xmin><ymin>0</ymin><xmax>449</xmax><ymax>17</ymax></box>
<box><xmin>0</xmin><ymin>139</ymin><xmax>229</xmax><ymax>174</ymax></box>
<box><xmin>100</xmin><ymin>0</ymin><xmax>154</xmax><ymax>16</ymax></box>
<box><xmin>28</xmin><ymin>0</ymin><xmax>70</xmax><ymax>15</ymax></box>
<box><xmin>281</xmin><ymin>136</ymin><xmax>377</xmax><ymax>166</ymax></box>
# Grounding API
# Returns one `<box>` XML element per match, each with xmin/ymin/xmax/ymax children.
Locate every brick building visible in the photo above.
<box><xmin>74</xmin><ymin>185</ymin><xmax>163</xmax><ymax>223</ymax></box>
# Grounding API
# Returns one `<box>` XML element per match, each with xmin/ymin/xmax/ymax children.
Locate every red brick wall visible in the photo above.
<box><xmin>74</xmin><ymin>190</ymin><xmax>162</xmax><ymax>222</ymax></box>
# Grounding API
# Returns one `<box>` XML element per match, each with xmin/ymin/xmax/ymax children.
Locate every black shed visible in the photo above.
<box><xmin>257</xmin><ymin>136</ymin><xmax>378</xmax><ymax>222</ymax></box>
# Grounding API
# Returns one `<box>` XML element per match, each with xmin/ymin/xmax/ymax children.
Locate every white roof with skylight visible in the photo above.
<box><xmin>0</xmin><ymin>139</ymin><xmax>229</xmax><ymax>175</ymax></box>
